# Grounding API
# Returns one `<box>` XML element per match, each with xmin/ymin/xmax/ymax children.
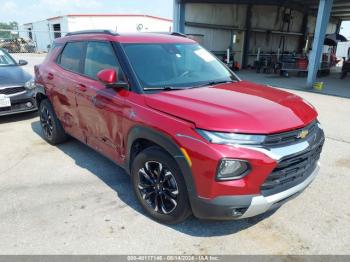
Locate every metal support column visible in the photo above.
<box><xmin>336</xmin><ymin>20</ymin><xmax>342</xmax><ymax>34</ymax></box>
<box><xmin>173</xmin><ymin>0</ymin><xmax>180</xmax><ymax>32</ymax></box>
<box><xmin>242</xmin><ymin>4</ymin><xmax>252</xmax><ymax>68</ymax></box>
<box><xmin>298</xmin><ymin>12</ymin><xmax>308</xmax><ymax>52</ymax></box>
<box><xmin>179</xmin><ymin>1</ymin><xmax>185</xmax><ymax>33</ymax></box>
<box><xmin>306</xmin><ymin>0</ymin><xmax>333</xmax><ymax>88</ymax></box>
<box><xmin>173</xmin><ymin>0</ymin><xmax>185</xmax><ymax>33</ymax></box>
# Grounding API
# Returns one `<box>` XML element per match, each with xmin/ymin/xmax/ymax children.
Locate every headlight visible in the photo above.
<box><xmin>216</xmin><ymin>159</ymin><xmax>250</xmax><ymax>181</ymax></box>
<box><xmin>196</xmin><ymin>129</ymin><xmax>266</xmax><ymax>145</ymax></box>
<box><xmin>24</xmin><ymin>79</ymin><xmax>36</xmax><ymax>90</ymax></box>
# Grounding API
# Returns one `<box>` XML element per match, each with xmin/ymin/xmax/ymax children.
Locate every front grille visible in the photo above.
<box><xmin>263</xmin><ymin>121</ymin><xmax>317</xmax><ymax>146</ymax></box>
<box><xmin>261</xmin><ymin>126</ymin><xmax>325</xmax><ymax>196</ymax></box>
<box><xmin>0</xmin><ymin>86</ymin><xmax>26</xmax><ymax>95</ymax></box>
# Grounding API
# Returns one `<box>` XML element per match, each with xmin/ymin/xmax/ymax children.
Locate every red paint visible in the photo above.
<box><xmin>55</xmin><ymin>33</ymin><xmax>196</xmax><ymax>44</ymax></box>
<box><xmin>97</xmin><ymin>69</ymin><xmax>117</xmax><ymax>84</ymax></box>
<box><xmin>145</xmin><ymin>80</ymin><xmax>317</xmax><ymax>134</ymax></box>
<box><xmin>36</xmin><ymin>33</ymin><xmax>319</xmax><ymax>200</ymax></box>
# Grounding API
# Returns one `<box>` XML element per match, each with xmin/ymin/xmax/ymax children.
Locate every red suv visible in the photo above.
<box><xmin>34</xmin><ymin>30</ymin><xmax>324</xmax><ymax>224</ymax></box>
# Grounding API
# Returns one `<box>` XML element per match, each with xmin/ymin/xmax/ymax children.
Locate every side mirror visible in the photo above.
<box><xmin>18</xmin><ymin>59</ymin><xmax>28</xmax><ymax>66</ymax></box>
<box><xmin>96</xmin><ymin>68</ymin><xmax>129</xmax><ymax>89</ymax></box>
<box><xmin>97</xmin><ymin>68</ymin><xmax>116</xmax><ymax>84</ymax></box>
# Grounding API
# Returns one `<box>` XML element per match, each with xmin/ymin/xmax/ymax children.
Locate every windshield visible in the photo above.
<box><xmin>122</xmin><ymin>43</ymin><xmax>238</xmax><ymax>90</ymax></box>
<box><xmin>0</xmin><ymin>49</ymin><xmax>16</xmax><ymax>66</ymax></box>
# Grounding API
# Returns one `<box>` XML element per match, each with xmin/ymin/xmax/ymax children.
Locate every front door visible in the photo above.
<box><xmin>75</xmin><ymin>41</ymin><xmax>127</xmax><ymax>163</ymax></box>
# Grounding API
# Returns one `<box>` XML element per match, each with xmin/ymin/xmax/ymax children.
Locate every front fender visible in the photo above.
<box><xmin>126</xmin><ymin>125</ymin><xmax>197</xmax><ymax>199</ymax></box>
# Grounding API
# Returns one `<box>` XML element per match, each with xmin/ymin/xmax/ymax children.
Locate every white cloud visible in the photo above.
<box><xmin>37</xmin><ymin>0</ymin><xmax>102</xmax><ymax>14</ymax></box>
<box><xmin>11</xmin><ymin>0</ymin><xmax>104</xmax><ymax>23</ymax></box>
<box><xmin>0</xmin><ymin>0</ymin><xmax>172</xmax><ymax>24</ymax></box>
<box><xmin>3</xmin><ymin>1</ymin><xmax>18</xmax><ymax>13</ymax></box>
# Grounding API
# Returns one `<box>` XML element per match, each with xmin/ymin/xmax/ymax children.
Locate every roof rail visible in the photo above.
<box><xmin>147</xmin><ymin>32</ymin><xmax>188</xmax><ymax>38</ymax></box>
<box><xmin>66</xmin><ymin>30</ymin><xmax>119</xmax><ymax>36</ymax></box>
<box><xmin>170</xmin><ymin>32</ymin><xmax>187</xmax><ymax>38</ymax></box>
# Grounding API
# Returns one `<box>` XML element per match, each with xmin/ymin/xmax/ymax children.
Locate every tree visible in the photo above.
<box><xmin>9</xmin><ymin>21</ymin><xmax>18</xmax><ymax>30</ymax></box>
<box><xmin>0</xmin><ymin>21</ymin><xmax>19</xmax><ymax>39</ymax></box>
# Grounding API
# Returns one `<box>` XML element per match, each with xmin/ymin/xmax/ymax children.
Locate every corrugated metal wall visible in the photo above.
<box><xmin>183</xmin><ymin>3</ymin><xmax>338</xmax><ymax>66</ymax></box>
<box><xmin>185</xmin><ymin>3</ymin><xmax>246</xmax><ymax>51</ymax></box>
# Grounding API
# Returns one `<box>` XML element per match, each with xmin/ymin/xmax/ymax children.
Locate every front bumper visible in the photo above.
<box><xmin>0</xmin><ymin>89</ymin><xmax>37</xmax><ymax>116</ymax></box>
<box><xmin>191</xmin><ymin>163</ymin><xmax>319</xmax><ymax>220</ymax></box>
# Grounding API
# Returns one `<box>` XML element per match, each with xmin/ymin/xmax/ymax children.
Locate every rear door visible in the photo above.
<box><xmin>75</xmin><ymin>41</ymin><xmax>127</xmax><ymax>163</ymax></box>
<box><xmin>51</xmin><ymin>41</ymin><xmax>86</xmax><ymax>141</ymax></box>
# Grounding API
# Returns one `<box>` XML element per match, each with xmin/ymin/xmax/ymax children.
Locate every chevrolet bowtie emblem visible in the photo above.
<box><xmin>129</xmin><ymin>110</ymin><xmax>136</xmax><ymax>119</ymax></box>
<box><xmin>297</xmin><ymin>129</ymin><xmax>309</xmax><ymax>139</ymax></box>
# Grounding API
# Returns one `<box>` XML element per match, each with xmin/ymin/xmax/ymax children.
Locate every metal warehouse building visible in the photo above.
<box><xmin>173</xmin><ymin>0</ymin><xmax>350</xmax><ymax>87</ymax></box>
<box><xmin>20</xmin><ymin>14</ymin><xmax>173</xmax><ymax>52</ymax></box>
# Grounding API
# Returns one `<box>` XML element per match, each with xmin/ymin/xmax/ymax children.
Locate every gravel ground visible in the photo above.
<box><xmin>0</xmin><ymin>54</ymin><xmax>349</xmax><ymax>254</ymax></box>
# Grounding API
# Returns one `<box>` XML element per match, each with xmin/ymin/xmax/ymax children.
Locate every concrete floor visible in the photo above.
<box><xmin>1</xmin><ymin>90</ymin><xmax>349</xmax><ymax>255</ymax></box>
<box><xmin>237</xmin><ymin>69</ymin><xmax>350</xmax><ymax>99</ymax></box>
<box><xmin>1</xmin><ymin>53</ymin><xmax>349</xmax><ymax>254</ymax></box>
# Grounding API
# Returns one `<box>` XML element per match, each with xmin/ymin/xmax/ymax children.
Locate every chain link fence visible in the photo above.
<box><xmin>0</xmin><ymin>29</ymin><xmax>66</xmax><ymax>53</ymax></box>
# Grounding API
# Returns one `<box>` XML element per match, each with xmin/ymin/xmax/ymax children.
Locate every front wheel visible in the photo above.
<box><xmin>131</xmin><ymin>147</ymin><xmax>191</xmax><ymax>224</ymax></box>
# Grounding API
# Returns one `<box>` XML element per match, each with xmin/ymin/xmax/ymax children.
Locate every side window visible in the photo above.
<box><xmin>58</xmin><ymin>42</ymin><xmax>85</xmax><ymax>73</ymax></box>
<box><xmin>84</xmin><ymin>41</ymin><xmax>125</xmax><ymax>80</ymax></box>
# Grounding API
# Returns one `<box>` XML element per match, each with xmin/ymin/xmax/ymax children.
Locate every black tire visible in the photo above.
<box><xmin>340</xmin><ymin>71</ymin><xmax>347</xmax><ymax>79</ymax></box>
<box><xmin>39</xmin><ymin>99</ymin><xmax>68</xmax><ymax>145</ymax></box>
<box><xmin>131</xmin><ymin>146</ymin><xmax>191</xmax><ymax>224</ymax></box>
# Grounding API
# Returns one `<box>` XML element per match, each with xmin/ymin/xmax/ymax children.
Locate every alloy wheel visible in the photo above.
<box><xmin>137</xmin><ymin>161</ymin><xmax>179</xmax><ymax>214</ymax></box>
<box><xmin>40</xmin><ymin>106</ymin><xmax>53</xmax><ymax>139</ymax></box>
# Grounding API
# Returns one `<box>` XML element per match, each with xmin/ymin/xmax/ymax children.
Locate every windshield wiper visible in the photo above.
<box><xmin>144</xmin><ymin>86</ymin><xmax>188</xmax><ymax>91</ymax></box>
<box><xmin>194</xmin><ymin>80</ymin><xmax>235</xmax><ymax>88</ymax></box>
<box><xmin>143</xmin><ymin>80</ymin><xmax>235</xmax><ymax>91</ymax></box>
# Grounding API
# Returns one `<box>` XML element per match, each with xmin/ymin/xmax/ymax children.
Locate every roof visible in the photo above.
<box><xmin>55</xmin><ymin>32</ymin><xmax>195</xmax><ymax>44</ymax></box>
<box><xmin>311</xmin><ymin>0</ymin><xmax>350</xmax><ymax>21</ymax></box>
<box><xmin>181</xmin><ymin>0</ymin><xmax>350</xmax><ymax>21</ymax></box>
<box><xmin>46</xmin><ymin>14</ymin><xmax>173</xmax><ymax>22</ymax></box>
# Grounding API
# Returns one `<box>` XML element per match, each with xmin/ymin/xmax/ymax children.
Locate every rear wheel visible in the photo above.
<box><xmin>341</xmin><ymin>71</ymin><xmax>347</xmax><ymax>79</ymax></box>
<box><xmin>39</xmin><ymin>99</ymin><xmax>67</xmax><ymax>145</ymax></box>
<box><xmin>131</xmin><ymin>147</ymin><xmax>191</xmax><ymax>224</ymax></box>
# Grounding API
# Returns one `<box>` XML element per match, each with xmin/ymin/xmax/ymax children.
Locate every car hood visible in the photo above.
<box><xmin>0</xmin><ymin>66</ymin><xmax>31</xmax><ymax>87</ymax></box>
<box><xmin>144</xmin><ymin>81</ymin><xmax>317</xmax><ymax>134</ymax></box>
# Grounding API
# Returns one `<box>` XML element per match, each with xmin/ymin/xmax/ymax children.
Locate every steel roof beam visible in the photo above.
<box><xmin>181</xmin><ymin>0</ymin><xmax>308</xmax><ymax>12</ymax></box>
<box><xmin>332</xmin><ymin>12</ymin><xmax>350</xmax><ymax>16</ymax></box>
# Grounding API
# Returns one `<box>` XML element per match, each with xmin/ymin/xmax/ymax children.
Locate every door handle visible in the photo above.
<box><xmin>47</xmin><ymin>73</ymin><xmax>54</xmax><ymax>80</ymax></box>
<box><xmin>92</xmin><ymin>96</ymin><xmax>97</xmax><ymax>105</ymax></box>
<box><xmin>92</xmin><ymin>95</ymin><xmax>104</xmax><ymax>108</ymax></box>
<box><xmin>76</xmin><ymin>83</ymin><xmax>87</xmax><ymax>92</ymax></box>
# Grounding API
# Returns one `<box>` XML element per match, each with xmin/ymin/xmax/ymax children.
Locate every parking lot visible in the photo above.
<box><xmin>0</xmin><ymin>54</ymin><xmax>349</xmax><ymax>254</ymax></box>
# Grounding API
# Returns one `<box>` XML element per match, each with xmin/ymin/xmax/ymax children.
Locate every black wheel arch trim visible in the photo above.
<box><xmin>35</xmin><ymin>84</ymin><xmax>48</xmax><ymax>105</ymax></box>
<box><xmin>125</xmin><ymin>125</ymin><xmax>197</xmax><ymax>199</ymax></box>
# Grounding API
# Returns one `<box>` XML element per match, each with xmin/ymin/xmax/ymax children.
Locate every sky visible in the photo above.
<box><xmin>340</xmin><ymin>21</ymin><xmax>350</xmax><ymax>38</ymax></box>
<box><xmin>1</xmin><ymin>0</ymin><xmax>174</xmax><ymax>24</ymax></box>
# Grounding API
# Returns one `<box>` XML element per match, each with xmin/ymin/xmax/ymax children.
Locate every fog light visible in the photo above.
<box><xmin>216</xmin><ymin>159</ymin><xmax>250</xmax><ymax>181</ymax></box>
<box><xmin>231</xmin><ymin>208</ymin><xmax>247</xmax><ymax>217</ymax></box>
<box><xmin>26</xmin><ymin>102</ymin><xmax>33</xmax><ymax>108</ymax></box>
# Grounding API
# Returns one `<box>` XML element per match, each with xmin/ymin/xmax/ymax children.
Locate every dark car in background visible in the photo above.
<box><xmin>0</xmin><ymin>48</ymin><xmax>37</xmax><ymax>116</ymax></box>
